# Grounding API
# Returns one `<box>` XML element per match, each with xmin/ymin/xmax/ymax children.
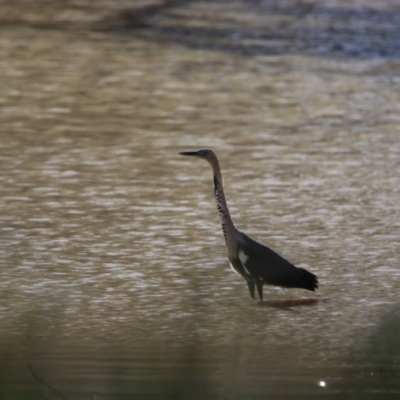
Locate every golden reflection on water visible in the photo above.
<box><xmin>1</xmin><ymin>0</ymin><xmax>400</xmax><ymax>398</ymax></box>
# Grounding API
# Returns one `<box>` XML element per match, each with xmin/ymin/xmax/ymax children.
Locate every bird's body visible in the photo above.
<box><xmin>179</xmin><ymin>149</ymin><xmax>318</xmax><ymax>300</ymax></box>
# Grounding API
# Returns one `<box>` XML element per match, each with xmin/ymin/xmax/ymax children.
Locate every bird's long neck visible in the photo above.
<box><xmin>212</xmin><ymin>170</ymin><xmax>238</xmax><ymax>253</ymax></box>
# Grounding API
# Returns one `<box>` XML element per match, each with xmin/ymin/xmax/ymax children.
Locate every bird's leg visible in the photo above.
<box><xmin>256</xmin><ymin>281</ymin><xmax>263</xmax><ymax>301</ymax></box>
<box><xmin>247</xmin><ymin>281</ymin><xmax>255</xmax><ymax>299</ymax></box>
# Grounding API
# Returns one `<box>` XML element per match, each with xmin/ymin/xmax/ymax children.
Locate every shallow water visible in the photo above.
<box><xmin>1</xmin><ymin>1</ymin><xmax>400</xmax><ymax>399</ymax></box>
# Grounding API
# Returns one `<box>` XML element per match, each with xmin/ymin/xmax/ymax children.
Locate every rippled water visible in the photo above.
<box><xmin>1</xmin><ymin>1</ymin><xmax>400</xmax><ymax>399</ymax></box>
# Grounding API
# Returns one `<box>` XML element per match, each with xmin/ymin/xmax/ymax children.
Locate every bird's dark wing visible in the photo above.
<box><xmin>238</xmin><ymin>232</ymin><xmax>318</xmax><ymax>291</ymax></box>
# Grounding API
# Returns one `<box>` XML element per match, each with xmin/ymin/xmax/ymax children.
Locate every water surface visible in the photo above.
<box><xmin>1</xmin><ymin>1</ymin><xmax>400</xmax><ymax>398</ymax></box>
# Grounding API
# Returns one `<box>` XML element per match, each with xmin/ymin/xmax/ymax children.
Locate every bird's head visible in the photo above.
<box><xmin>179</xmin><ymin>148</ymin><xmax>221</xmax><ymax>176</ymax></box>
<box><xmin>179</xmin><ymin>148</ymin><xmax>214</xmax><ymax>160</ymax></box>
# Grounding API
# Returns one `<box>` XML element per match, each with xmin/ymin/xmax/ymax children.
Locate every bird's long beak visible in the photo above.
<box><xmin>179</xmin><ymin>151</ymin><xmax>200</xmax><ymax>157</ymax></box>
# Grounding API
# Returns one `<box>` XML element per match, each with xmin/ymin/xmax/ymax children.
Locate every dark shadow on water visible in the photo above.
<box><xmin>2</xmin><ymin>301</ymin><xmax>400</xmax><ymax>398</ymax></box>
<box><xmin>1</xmin><ymin>0</ymin><xmax>399</xmax><ymax>59</ymax></box>
<box><xmin>101</xmin><ymin>0</ymin><xmax>400</xmax><ymax>59</ymax></box>
<box><xmin>335</xmin><ymin>303</ymin><xmax>400</xmax><ymax>399</ymax></box>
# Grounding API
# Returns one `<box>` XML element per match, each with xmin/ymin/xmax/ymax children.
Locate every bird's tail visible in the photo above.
<box><xmin>297</xmin><ymin>268</ymin><xmax>318</xmax><ymax>291</ymax></box>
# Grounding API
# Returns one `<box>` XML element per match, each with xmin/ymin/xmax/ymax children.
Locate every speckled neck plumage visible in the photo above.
<box><xmin>212</xmin><ymin>173</ymin><xmax>237</xmax><ymax>256</ymax></box>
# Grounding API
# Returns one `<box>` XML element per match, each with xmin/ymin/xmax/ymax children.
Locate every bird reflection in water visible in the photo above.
<box><xmin>257</xmin><ymin>298</ymin><xmax>322</xmax><ymax>309</ymax></box>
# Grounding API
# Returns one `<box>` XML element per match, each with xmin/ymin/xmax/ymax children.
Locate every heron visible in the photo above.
<box><xmin>179</xmin><ymin>148</ymin><xmax>318</xmax><ymax>300</ymax></box>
